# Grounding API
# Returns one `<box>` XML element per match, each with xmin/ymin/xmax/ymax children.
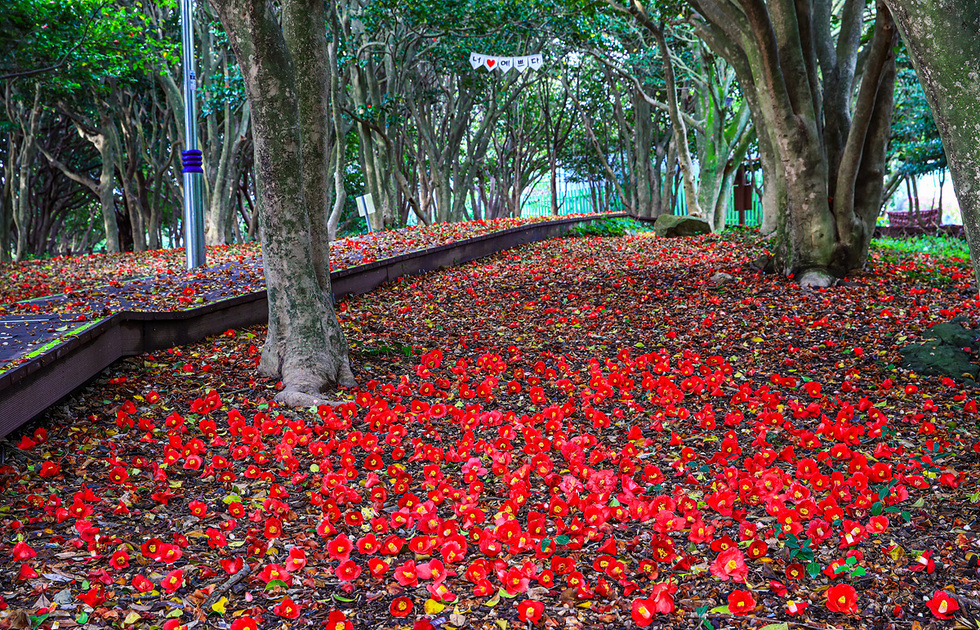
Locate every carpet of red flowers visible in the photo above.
<box><xmin>1</xmin><ymin>228</ymin><xmax>979</xmax><ymax>630</ymax></box>
<box><xmin>0</xmin><ymin>216</ymin><xmax>576</xmax><ymax>316</ymax></box>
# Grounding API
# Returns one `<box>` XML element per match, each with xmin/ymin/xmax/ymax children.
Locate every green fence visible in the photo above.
<box><xmin>518</xmin><ymin>175</ymin><xmax>763</xmax><ymax>227</ymax></box>
<box><xmin>521</xmin><ymin>189</ymin><xmax>622</xmax><ymax>218</ymax></box>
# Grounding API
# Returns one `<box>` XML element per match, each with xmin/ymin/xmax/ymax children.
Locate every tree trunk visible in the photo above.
<box><xmin>209</xmin><ymin>0</ymin><xmax>355</xmax><ymax>404</ymax></box>
<box><xmin>884</xmin><ymin>0</ymin><xmax>980</xmax><ymax>290</ymax></box>
<box><xmin>632</xmin><ymin>94</ymin><xmax>655</xmax><ymax>218</ymax></box>
<box><xmin>681</xmin><ymin>0</ymin><xmax>897</xmax><ymax>278</ymax></box>
<box><xmin>652</xmin><ymin>25</ymin><xmax>704</xmax><ymax>221</ymax></box>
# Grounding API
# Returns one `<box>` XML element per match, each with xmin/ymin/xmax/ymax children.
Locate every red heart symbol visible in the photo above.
<box><xmin>487</xmin><ymin>59</ymin><xmax>496</xmax><ymax>68</ymax></box>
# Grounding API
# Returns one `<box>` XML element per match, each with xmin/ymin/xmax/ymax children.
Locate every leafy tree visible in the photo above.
<box><xmin>613</xmin><ymin>0</ymin><xmax>898</xmax><ymax>283</ymax></box>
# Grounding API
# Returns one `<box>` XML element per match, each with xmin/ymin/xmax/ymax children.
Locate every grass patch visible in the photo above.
<box><xmin>873</xmin><ymin>234</ymin><xmax>972</xmax><ymax>266</ymax></box>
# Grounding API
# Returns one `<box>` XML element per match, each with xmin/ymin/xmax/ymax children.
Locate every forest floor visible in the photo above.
<box><xmin>1</xmin><ymin>227</ymin><xmax>979</xmax><ymax>630</ymax></box>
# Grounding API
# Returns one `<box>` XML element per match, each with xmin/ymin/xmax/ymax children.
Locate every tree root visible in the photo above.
<box><xmin>274</xmin><ymin>388</ymin><xmax>350</xmax><ymax>409</ymax></box>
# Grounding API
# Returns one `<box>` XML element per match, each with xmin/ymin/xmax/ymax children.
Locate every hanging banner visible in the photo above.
<box><xmin>472</xmin><ymin>53</ymin><xmax>544</xmax><ymax>73</ymax></box>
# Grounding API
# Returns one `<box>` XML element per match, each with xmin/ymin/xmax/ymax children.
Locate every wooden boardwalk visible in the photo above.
<box><xmin>0</xmin><ymin>214</ymin><xmax>621</xmax><ymax>437</ymax></box>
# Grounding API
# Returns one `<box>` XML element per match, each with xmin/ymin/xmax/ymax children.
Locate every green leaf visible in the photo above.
<box><xmin>871</xmin><ymin>502</ymin><xmax>883</xmax><ymax>516</ymax></box>
<box><xmin>807</xmin><ymin>562</ymin><xmax>821</xmax><ymax>578</ymax></box>
<box><xmin>497</xmin><ymin>587</ymin><xmax>517</xmax><ymax>599</ymax></box>
<box><xmin>555</xmin><ymin>535</ymin><xmax>570</xmax><ymax>545</ymax></box>
<box><xmin>851</xmin><ymin>567</ymin><xmax>867</xmax><ymax>577</ymax></box>
<box><xmin>845</xmin><ymin>556</ymin><xmax>858</xmax><ymax>566</ymax></box>
<box><xmin>708</xmin><ymin>605</ymin><xmax>731</xmax><ymax>614</ymax></box>
<box><xmin>759</xmin><ymin>625</ymin><xmax>790</xmax><ymax>630</ymax></box>
<box><xmin>264</xmin><ymin>579</ymin><xmax>288</xmax><ymax>591</ymax></box>
<box><xmin>332</xmin><ymin>594</ymin><xmax>355</xmax><ymax>603</ymax></box>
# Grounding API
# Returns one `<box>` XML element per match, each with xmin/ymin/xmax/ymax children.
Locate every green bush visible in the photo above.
<box><xmin>571</xmin><ymin>217</ymin><xmax>654</xmax><ymax>237</ymax></box>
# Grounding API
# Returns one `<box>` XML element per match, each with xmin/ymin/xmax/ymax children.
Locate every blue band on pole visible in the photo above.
<box><xmin>181</xmin><ymin>150</ymin><xmax>204</xmax><ymax>174</ymax></box>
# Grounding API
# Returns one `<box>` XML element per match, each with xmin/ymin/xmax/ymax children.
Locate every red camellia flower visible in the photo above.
<box><xmin>327</xmin><ymin>533</ymin><xmax>353</xmax><ymax>562</ymax></box>
<box><xmin>258</xmin><ymin>563</ymin><xmax>291</xmax><ymax>585</ymax></box>
<box><xmin>77</xmin><ymin>586</ymin><xmax>106</xmax><ymax>607</ymax></box>
<box><xmin>132</xmin><ymin>574</ymin><xmax>154</xmax><ymax>593</ymax></box>
<box><xmin>368</xmin><ymin>557</ymin><xmax>389</xmax><ymax>579</ymax></box>
<box><xmin>188</xmin><ymin>500</ymin><xmax>208</xmax><ymax>518</ymax></box>
<box><xmin>264</xmin><ymin>517</ymin><xmax>283</xmax><ymax>540</ymax></box>
<box><xmin>727</xmin><ymin>590</ymin><xmax>756</xmax><ymax>616</ymax></box>
<box><xmin>110</xmin><ymin>550</ymin><xmax>130</xmax><ymax>570</ymax></box>
<box><xmin>335</xmin><ymin>559</ymin><xmax>362</xmax><ymax>582</ymax></box>
<box><xmin>274</xmin><ymin>597</ymin><xmax>301</xmax><ymax>619</ymax></box>
<box><xmin>11</xmin><ymin>541</ymin><xmax>36</xmax><ymax>561</ymax></box>
<box><xmin>18</xmin><ymin>564</ymin><xmax>38</xmax><ymax>580</ymax></box>
<box><xmin>710</xmin><ymin>547</ymin><xmax>748</xmax><ymax>582</ymax></box>
<box><xmin>649</xmin><ymin>581</ymin><xmax>677</xmax><ymax>613</ymax></box>
<box><xmin>826</xmin><ymin>583</ymin><xmax>858</xmax><ymax>614</ymax></box>
<box><xmin>631</xmin><ymin>598</ymin><xmax>655</xmax><ymax>627</ymax></box>
<box><xmin>108</xmin><ymin>466</ymin><xmax>129</xmax><ymax>484</ymax></box>
<box><xmin>160</xmin><ymin>569</ymin><xmax>183</xmax><ymax>593</ymax></box>
<box><xmin>221</xmin><ymin>557</ymin><xmax>243</xmax><ymax>575</ymax></box>
<box><xmin>390</xmin><ymin>596</ymin><xmax>413</xmax><ymax>617</ymax></box>
<box><xmin>326</xmin><ymin>611</ymin><xmax>353</xmax><ymax>630</ymax></box>
<box><xmin>787</xmin><ymin>599</ymin><xmax>809</xmax><ymax>615</ymax></box>
<box><xmin>518</xmin><ymin>600</ymin><xmax>545</xmax><ymax>624</ymax></box>
<box><xmin>394</xmin><ymin>560</ymin><xmax>419</xmax><ymax>587</ymax></box>
<box><xmin>230</xmin><ymin>618</ymin><xmax>258</xmax><ymax>630</ymax></box>
<box><xmin>926</xmin><ymin>591</ymin><xmax>960</xmax><ymax>619</ymax></box>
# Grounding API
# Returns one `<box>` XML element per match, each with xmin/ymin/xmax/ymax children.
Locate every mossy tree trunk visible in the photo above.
<box><xmin>639</xmin><ymin>0</ymin><xmax>900</xmax><ymax>279</ymax></box>
<box><xmin>883</xmin><ymin>0</ymin><xmax>980</xmax><ymax>292</ymax></box>
<box><xmin>208</xmin><ymin>0</ymin><xmax>355</xmax><ymax>405</ymax></box>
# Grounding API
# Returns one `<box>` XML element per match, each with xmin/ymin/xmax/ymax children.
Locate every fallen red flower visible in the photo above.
<box><xmin>926</xmin><ymin>590</ymin><xmax>960</xmax><ymax>619</ymax></box>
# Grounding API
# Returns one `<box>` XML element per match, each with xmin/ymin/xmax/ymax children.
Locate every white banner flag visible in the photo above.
<box><xmin>472</xmin><ymin>52</ymin><xmax>544</xmax><ymax>72</ymax></box>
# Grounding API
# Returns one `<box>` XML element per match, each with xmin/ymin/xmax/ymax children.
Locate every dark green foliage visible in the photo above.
<box><xmin>571</xmin><ymin>216</ymin><xmax>654</xmax><ymax>236</ymax></box>
<box><xmin>889</xmin><ymin>44</ymin><xmax>946</xmax><ymax>177</ymax></box>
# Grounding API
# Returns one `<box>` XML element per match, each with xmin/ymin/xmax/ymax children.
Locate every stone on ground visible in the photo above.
<box><xmin>653</xmin><ymin>214</ymin><xmax>712</xmax><ymax>238</ymax></box>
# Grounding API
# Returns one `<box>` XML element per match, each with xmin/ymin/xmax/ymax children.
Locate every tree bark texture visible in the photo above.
<box><xmin>884</xmin><ymin>0</ymin><xmax>980</xmax><ymax>291</ymax></box>
<box><xmin>208</xmin><ymin>0</ymin><xmax>355</xmax><ymax>403</ymax></box>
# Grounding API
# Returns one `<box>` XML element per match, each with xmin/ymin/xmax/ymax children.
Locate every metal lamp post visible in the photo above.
<box><xmin>180</xmin><ymin>0</ymin><xmax>206</xmax><ymax>269</ymax></box>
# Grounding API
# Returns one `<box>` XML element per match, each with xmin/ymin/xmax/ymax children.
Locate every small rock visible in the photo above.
<box><xmin>653</xmin><ymin>214</ymin><xmax>712</xmax><ymax>238</ymax></box>
<box><xmin>748</xmin><ymin>254</ymin><xmax>772</xmax><ymax>272</ymax></box>
<box><xmin>710</xmin><ymin>272</ymin><xmax>734</xmax><ymax>286</ymax></box>
<box><xmin>797</xmin><ymin>268</ymin><xmax>837</xmax><ymax>289</ymax></box>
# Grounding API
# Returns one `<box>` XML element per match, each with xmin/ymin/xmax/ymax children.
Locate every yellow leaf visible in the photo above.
<box><xmin>495</xmin><ymin>621</ymin><xmax>508</xmax><ymax>630</ymax></box>
<box><xmin>123</xmin><ymin>612</ymin><xmax>141</xmax><ymax>625</ymax></box>
<box><xmin>424</xmin><ymin>599</ymin><xmax>446</xmax><ymax>615</ymax></box>
<box><xmin>211</xmin><ymin>597</ymin><xmax>229</xmax><ymax>614</ymax></box>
